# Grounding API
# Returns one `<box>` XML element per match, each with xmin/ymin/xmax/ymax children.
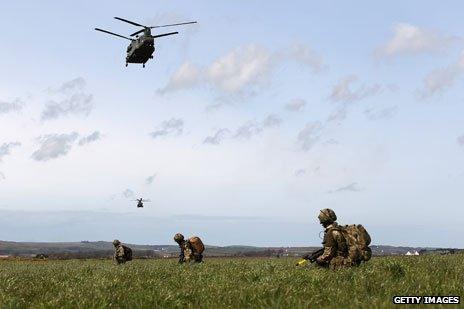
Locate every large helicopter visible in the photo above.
<box><xmin>133</xmin><ymin>198</ymin><xmax>151</xmax><ymax>208</ymax></box>
<box><xmin>95</xmin><ymin>17</ymin><xmax>197</xmax><ymax>67</ymax></box>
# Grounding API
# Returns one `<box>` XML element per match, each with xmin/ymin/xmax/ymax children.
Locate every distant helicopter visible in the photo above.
<box><xmin>95</xmin><ymin>17</ymin><xmax>197</xmax><ymax>67</ymax></box>
<box><xmin>133</xmin><ymin>198</ymin><xmax>151</xmax><ymax>208</ymax></box>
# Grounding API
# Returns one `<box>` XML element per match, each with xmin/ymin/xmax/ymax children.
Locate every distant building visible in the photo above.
<box><xmin>405</xmin><ymin>251</ymin><xmax>419</xmax><ymax>256</ymax></box>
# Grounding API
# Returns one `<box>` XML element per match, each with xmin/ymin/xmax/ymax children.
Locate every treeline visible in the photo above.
<box><xmin>45</xmin><ymin>250</ymin><xmax>163</xmax><ymax>260</ymax></box>
<box><xmin>228</xmin><ymin>249</ymin><xmax>285</xmax><ymax>258</ymax></box>
<box><xmin>4</xmin><ymin>250</ymin><xmax>165</xmax><ymax>260</ymax></box>
<box><xmin>29</xmin><ymin>249</ymin><xmax>286</xmax><ymax>260</ymax></box>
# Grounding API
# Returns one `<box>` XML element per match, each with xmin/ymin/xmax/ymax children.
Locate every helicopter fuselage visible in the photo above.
<box><xmin>96</xmin><ymin>17</ymin><xmax>195</xmax><ymax>67</ymax></box>
<box><xmin>126</xmin><ymin>35</ymin><xmax>155</xmax><ymax>65</ymax></box>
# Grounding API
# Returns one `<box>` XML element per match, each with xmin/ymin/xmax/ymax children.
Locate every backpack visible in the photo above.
<box><xmin>122</xmin><ymin>245</ymin><xmax>133</xmax><ymax>261</ymax></box>
<box><xmin>340</xmin><ymin>224</ymin><xmax>371</xmax><ymax>264</ymax></box>
<box><xmin>188</xmin><ymin>236</ymin><xmax>205</xmax><ymax>254</ymax></box>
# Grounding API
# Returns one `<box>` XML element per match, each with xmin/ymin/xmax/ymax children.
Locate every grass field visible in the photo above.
<box><xmin>0</xmin><ymin>254</ymin><xmax>462</xmax><ymax>308</ymax></box>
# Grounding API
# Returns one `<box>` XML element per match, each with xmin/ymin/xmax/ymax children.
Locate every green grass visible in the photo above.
<box><xmin>0</xmin><ymin>254</ymin><xmax>462</xmax><ymax>308</ymax></box>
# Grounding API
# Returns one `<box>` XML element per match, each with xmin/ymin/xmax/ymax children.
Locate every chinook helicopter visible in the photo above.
<box><xmin>95</xmin><ymin>17</ymin><xmax>196</xmax><ymax>67</ymax></box>
<box><xmin>133</xmin><ymin>198</ymin><xmax>151</xmax><ymax>208</ymax></box>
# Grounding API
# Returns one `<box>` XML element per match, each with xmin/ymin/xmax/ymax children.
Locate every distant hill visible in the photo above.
<box><xmin>0</xmin><ymin>241</ymin><xmax>460</xmax><ymax>259</ymax></box>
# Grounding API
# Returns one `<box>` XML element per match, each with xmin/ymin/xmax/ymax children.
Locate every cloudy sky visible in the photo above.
<box><xmin>1</xmin><ymin>1</ymin><xmax>463</xmax><ymax>247</ymax></box>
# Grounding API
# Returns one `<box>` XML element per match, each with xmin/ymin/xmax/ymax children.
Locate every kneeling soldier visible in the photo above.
<box><xmin>113</xmin><ymin>239</ymin><xmax>132</xmax><ymax>264</ymax></box>
<box><xmin>173</xmin><ymin>233</ymin><xmax>204</xmax><ymax>264</ymax></box>
<box><xmin>316</xmin><ymin>209</ymin><xmax>352</xmax><ymax>270</ymax></box>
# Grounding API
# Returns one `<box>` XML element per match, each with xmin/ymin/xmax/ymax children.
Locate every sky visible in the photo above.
<box><xmin>0</xmin><ymin>1</ymin><xmax>463</xmax><ymax>247</ymax></box>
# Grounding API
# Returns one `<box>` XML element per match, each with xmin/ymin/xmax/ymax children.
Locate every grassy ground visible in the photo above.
<box><xmin>0</xmin><ymin>254</ymin><xmax>462</xmax><ymax>308</ymax></box>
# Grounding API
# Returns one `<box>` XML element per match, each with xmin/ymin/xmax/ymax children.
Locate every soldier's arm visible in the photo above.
<box><xmin>116</xmin><ymin>246</ymin><xmax>125</xmax><ymax>258</ymax></box>
<box><xmin>317</xmin><ymin>231</ymin><xmax>337</xmax><ymax>264</ymax></box>
<box><xmin>178</xmin><ymin>245</ymin><xmax>185</xmax><ymax>263</ymax></box>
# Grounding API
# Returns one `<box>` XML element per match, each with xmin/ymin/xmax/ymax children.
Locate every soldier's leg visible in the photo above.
<box><xmin>329</xmin><ymin>256</ymin><xmax>345</xmax><ymax>270</ymax></box>
<box><xmin>194</xmin><ymin>254</ymin><xmax>203</xmax><ymax>263</ymax></box>
<box><xmin>117</xmin><ymin>257</ymin><xmax>126</xmax><ymax>264</ymax></box>
<box><xmin>330</xmin><ymin>256</ymin><xmax>354</xmax><ymax>270</ymax></box>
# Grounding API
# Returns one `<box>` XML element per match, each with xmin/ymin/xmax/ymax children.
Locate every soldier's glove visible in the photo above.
<box><xmin>315</xmin><ymin>257</ymin><xmax>325</xmax><ymax>266</ymax></box>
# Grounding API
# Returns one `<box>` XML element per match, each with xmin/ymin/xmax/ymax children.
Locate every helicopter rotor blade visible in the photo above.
<box><xmin>130</xmin><ymin>21</ymin><xmax>197</xmax><ymax>36</ymax></box>
<box><xmin>114</xmin><ymin>17</ymin><xmax>145</xmax><ymax>28</ymax></box>
<box><xmin>130</xmin><ymin>29</ymin><xmax>146</xmax><ymax>37</ymax></box>
<box><xmin>150</xmin><ymin>21</ymin><xmax>197</xmax><ymax>29</ymax></box>
<box><xmin>152</xmin><ymin>32</ymin><xmax>178</xmax><ymax>39</ymax></box>
<box><xmin>95</xmin><ymin>28</ymin><xmax>133</xmax><ymax>41</ymax></box>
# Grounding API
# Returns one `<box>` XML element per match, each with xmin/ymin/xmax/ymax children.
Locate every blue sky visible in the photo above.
<box><xmin>0</xmin><ymin>1</ymin><xmax>463</xmax><ymax>247</ymax></box>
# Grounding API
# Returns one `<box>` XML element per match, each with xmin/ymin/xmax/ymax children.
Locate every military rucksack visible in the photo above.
<box><xmin>340</xmin><ymin>224</ymin><xmax>371</xmax><ymax>264</ymax></box>
<box><xmin>188</xmin><ymin>236</ymin><xmax>205</xmax><ymax>254</ymax></box>
<box><xmin>122</xmin><ymin>245</ymin><xmax>133</xmax><ymax>261</ymax></box>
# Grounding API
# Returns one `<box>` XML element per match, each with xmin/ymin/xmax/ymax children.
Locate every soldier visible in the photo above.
<box><xmin>173</xmin><ymin>233</ymin><xmax>204</xmax><ymax>264</ymax></box>
<box><xmin>315</xmin><ymin>209</ymin><xmax>352</xmax><ymax>270</ymax></box>
<box><xmin>113</xmin><ymin>239</ymin><xmax>132</xmax><ymax>264</ymax></box>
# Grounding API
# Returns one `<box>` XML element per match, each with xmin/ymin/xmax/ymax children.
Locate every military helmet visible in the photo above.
<box><xmin>318</xmin><ymin>208</ymin><xmax>337</xmax><ymax>224</ymax></box>
<box><xmin>113</xmin><ymin>239</ymin><xmax>121</xmax><ymax>246</ymax></box>
<box><xmin>174</xmin><ymin>233</ymin><xmax>184</xmax><ymax>242</ymax></box>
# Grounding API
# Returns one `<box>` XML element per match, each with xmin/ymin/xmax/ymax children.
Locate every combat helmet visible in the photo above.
<box><xmin>113</xmin><ymin>239</ymin><xmax>121</xmax><ymax>246</ymax></box>
<box><xmin>318</xmin><ymin>208</ymin><xmax>337</xmax><ymax>224</ymax></box>
<box><xmin>174</xmin><ymin>233</ymin><xmax>184</xmax><ymax>243</ymax></box>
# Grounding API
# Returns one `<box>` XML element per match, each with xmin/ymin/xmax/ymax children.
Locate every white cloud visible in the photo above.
<box><xmin>0</xmin><ymin>98</ymin><xmax>24</xmax><ymax>114</ymax></box>
<box><xmin>204</xmin><ymin>114</ymin><xmax>281</xmax><ymax>145</ymax></box>
<box><xmin>78</xmin><ymin>131</ymin><xmax>101</xmax><ymax>146</ymax></box>
<box><xmin>157</xmin><ymin>62</ymin><xmax>202</xmax><ymax>95</ymax></box>
<box><xmin>294</xmin><ymin>169</ymin><xmax>306</xmax><ymax>177</ymax></box>
<box><xmin>145</xmin><ymin>174</ymin><xmax>157</xmax><ymax>185</ymax></box>
<box><xmin>122</xmin><ymin>189</ymin><xmax>135</xmax><ymax>199</ymax></box>
<box><xmin>234</xmin><ymin>121</ymin><xmax>263</xmax><ymax>139</ymax></box>
<box><xmin>42</xmin><ymin>93</ymin><xmax>93</xmax><ymax>121</ymax></box>
<box><xmin>149</xmin><ymin>118</ymin><xmax>184</xmax><ymax>139</ymax></box>
<box><xmin>285</xmin><ymin>42</ymin><xmax>325</xmax><ymax>73</ymax></box>
<box><xmin>457</xmin><ymin>135</ymin><xmax>464</xmax><ymax>146</ymax></box>
<box><xmin>297</xmin><ymin>121</ymin><xmax>323</xmax><ymax>151</ymax></box>
<box><xmin>262</xmin><ymin>114</ymin><xmax>282</xmax><ymax>128</ymax></box>
<box><xmin>417</xmin><ymin>52</ymin><xmax>464</xmax><ymax>99</ymax></box>
<box><xmin>364</xmin><ymin>106</ymin><xmax>398</xmax><ymax>121</ymax></box>
<box><xmin>31</xmin><ymin>132</ymin><xmax>79</xmax><ymax>161</ymax></box>
<box><xmin>294</xmin><ymin>166</ymin><xmax>320</xmax><ymax>177</ymax></box>
<box><xmin>158</xmin><ymin>43</ymin><xmax>324</xmax><ymax>98</ymax></box>
<box><xmin>233</xmin><ymin>114</ymin><xmax>282</xmax><ymax>140</ymax></box>
<box><xmin>329</xmin><ymin>75</ymin><xmax>381</xmax><ymax>103</ymax></box>
<box><xmin>207</xmin><ymin>44</ymin><xmax>273</xmax><ymax>94</ymax></box>
<box><xmin>285</xmin><ymin>98</ymin><xmax>306</xmax><ymax>112</ymax></box>
<box><xmin>0</xmin><ymin>142</ymin><xmax>21</xmax><ymax>162</ymax></box>
<box><xmin>50</xmin><ymin>77</ymin><xmax>86</xmax><ymax>94</ymax></box>
<box><xmin>328</xmin><ymin>182</ymin><xmax>362</xmax><ymax>194</ymax></box>
<box><xmin>375</xmin><ymin>23</ymin><xmax>456</xmax><ymax>59</ymax></box>
<box><xmin>0</xmin><ymin>172</ymin><xmax>4</xmax><ymax>180</ymax></box>
<box><xmin>203</xmin><ymin>128</ymin><xmax>230</xmax><ymax>145</ymax></box>
<box><xmin>42</xmin><ymin>78</ymin><xmax>94</xmax><ymax>121</ymax></box>
<box><xmin>326</xmin><ymin>75</ymin><xmax>382</xmax><ymax>123</ymax></box>
<box><xmin>327</xmin><ymin>105</ymin><xmax>348</xmax><ymax>123</ymax></box>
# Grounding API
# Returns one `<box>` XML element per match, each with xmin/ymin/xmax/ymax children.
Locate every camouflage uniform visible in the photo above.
<box><xmin>315</xmin><ymin>209</ymin><xmax>352</xmax><ymax>270</ymax></box>
<box><xmin>174</xmin><ymin>233</ymin><xmax>203</xmax><ymax>264</ymax></box>
<box><xmin>113</xmin><ymin>239</ymin><xmax>126</xmax><ymax>264</ymax></box>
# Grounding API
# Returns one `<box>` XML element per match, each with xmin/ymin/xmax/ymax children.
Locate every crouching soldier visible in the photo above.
<box><xmin>113</xmin><ymin>239</ymin><xmax>133</xmax><ymax>264</ymax></box>
<box><xmin>315</xmin><ymin>209</ymin><xmax>352</xmax><ymax>270</ymax></box>
<box><xmin>173</xmin><ymin>233</ymin><xmax>204</xmax><ymax>264</ymax></box>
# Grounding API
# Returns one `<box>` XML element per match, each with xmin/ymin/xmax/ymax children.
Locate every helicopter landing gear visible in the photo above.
<box><xmin>125</xmin><ymin>63</ymin><xmax>128</xmax><ymax>67</ymax></box>
<box><xmin>143</xmin><ymin>63</ymin><xmax>145</xmax><ymax>68</ymax></box>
